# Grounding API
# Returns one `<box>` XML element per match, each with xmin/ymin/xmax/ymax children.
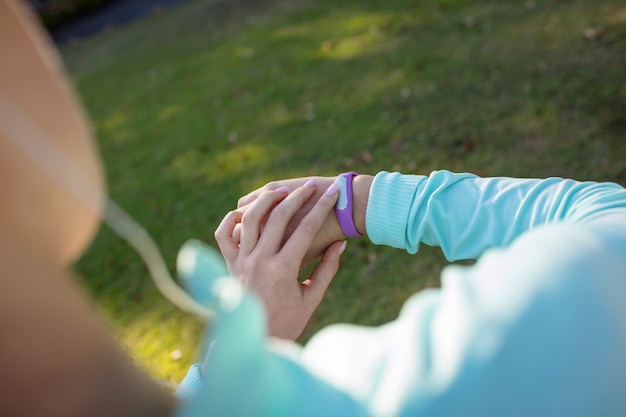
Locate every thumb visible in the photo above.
<box><xmin>302</xmin><ymin>240</ymin><xmax>346</xmax><ymax>305</ymax></box>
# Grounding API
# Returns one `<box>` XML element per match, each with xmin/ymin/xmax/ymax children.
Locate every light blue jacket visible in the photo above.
<box><xmin>176</xmin><ymin>170</ymin><xmax>626</xmax><ymax>416</ymax></box>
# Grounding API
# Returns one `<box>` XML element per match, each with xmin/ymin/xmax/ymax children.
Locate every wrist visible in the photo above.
<box><xmin>352</xmin><ymin>174</ymin><xmax>373</xmax><ymax>236</ymax></box>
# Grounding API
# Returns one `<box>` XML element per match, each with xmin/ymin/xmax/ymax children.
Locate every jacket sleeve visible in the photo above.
<box><xmin>299</xmin><ymin>171</ymin><xmax>626</xmax><ymax>416</ymax></box>
<box><xmin>365</xmin><ymin>170</ymin><xmax>626</xmax><ymax>261</ymax></box>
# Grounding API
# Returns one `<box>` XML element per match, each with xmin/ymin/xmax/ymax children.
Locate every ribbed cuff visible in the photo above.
<box><xmin>175</xmin><ymin>364</ymin><xmax>203</xmax><ymax>402</ymax></box>
<box><xmin>366</xmin><ymin>171</ymin><xmax>426</xmax><ymax>250</ymax></box>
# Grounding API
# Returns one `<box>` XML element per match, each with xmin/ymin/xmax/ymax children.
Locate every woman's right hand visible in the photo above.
<box><xmin>236</xmin><ymin>176</ymin><xmax>345</xmax><ymax>266</ymax></box>
<box><xmin>214</xmin><ymin>180</ymin><xmax>345</xmax><ymax>339</ymax></box>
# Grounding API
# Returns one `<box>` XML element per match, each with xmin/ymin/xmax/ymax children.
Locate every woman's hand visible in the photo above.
<box><xmin>236</xmin><ymin>175</ymin><xmax>373</xmax><ymax>266</ymax></box>
<box><xmin>215</xmin><ymin>180</ymin><xmax>346</xmax><ymax>340</ymax></box>
<box><xmin>236</xmin><ymin>176</ymin><xmax>345</xmax><ymax>267</ymax></box>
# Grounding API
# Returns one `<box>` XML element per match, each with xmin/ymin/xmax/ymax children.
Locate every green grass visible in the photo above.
<box><xmin>60</xmin><ymin>0</ymin><xmax>626</xmax><ymax>383</ymax></box>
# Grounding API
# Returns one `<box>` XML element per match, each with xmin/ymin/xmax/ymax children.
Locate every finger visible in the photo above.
<box><xmin>231</xmin><ymin>203</ymin><xmax>251</xmax><ymax>245</ymax></box>
<box><xmin>237</xmin><ymin>190</ymin><xmax>261</xmax><ymax>208</ymax></box>
<box><xmin>237</xmin><ymin>181</ymin><xmax>278</xmax><ymax>208</ymax></box>
<box><xmin>239</xmin><ymin>187</ymin><xmax>289</xmax><ymax>255</ymax></box>
<box><xmin>237</xmin><ymin>202</ymin><xmax>271</xmax><ymax>242</ymax></box>
<box><xmin>238</xmin><ymin>178</ymin><xmax>314</xmax><ymax>208</ymax></box>
<box><xmin>282</xmin><ymin>182</ymin><xmax>340</xmax><ymax>260</ymax></box>
<box><xmin>301</xmin><ymin>240</ymin><xmax>346</xmax><ymax>306</ymax></box>
<box><xmin>232</xmin><ymin>223</ymin><xmax>241</xmax><ymax>244</ymax></box>
<box><xmin>257</xmin><ymin>180</ymin><xmax>318</xmax><ymax>253</ymax></box>
<box><xmin>214</xmin><ymin>210</ymin><xmax>243</xmax><ymax>264</ymax></box>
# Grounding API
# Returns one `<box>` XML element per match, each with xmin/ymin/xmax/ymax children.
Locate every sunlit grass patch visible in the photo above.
<box><xmin>169</xmin><ymin>143</ymin><xmax>270</xmax><ymax>181</ymax></box>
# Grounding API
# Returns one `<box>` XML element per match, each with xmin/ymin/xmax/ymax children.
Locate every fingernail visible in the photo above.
<box><xmin>326</xmin><ymin>182</ymin><xmax>339</xmax><ymax>196</ymax></box>
<box><xmin>275</xmin><ymin>186</ymin><xmax>289</xmax><ymax>194</ymax></box>
<box><xmin>305</xmin><ymin>178</ymin><xmax>317</xmax><ymax>188</ymax></box>
<box><xmin>338</xmin><ymin>240</ymin><xmax>347</xmax><ymax>255</ymax></box>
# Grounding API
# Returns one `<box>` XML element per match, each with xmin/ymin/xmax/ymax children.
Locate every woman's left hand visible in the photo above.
<box><xmin>214</xmin><ymin>180</ymin><xmax>346</xmax><ymax>340</ymax></box>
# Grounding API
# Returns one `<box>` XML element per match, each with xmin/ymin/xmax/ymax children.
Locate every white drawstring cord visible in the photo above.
<box><xmin>0</xmin><ymin>91</ymin><xmax>213</xmax><ymax>320</ymax></box>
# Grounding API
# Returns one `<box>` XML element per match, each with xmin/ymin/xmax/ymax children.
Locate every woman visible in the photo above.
<box><xmin>3</xmin><ymin>0</ymin><xmax>625</xmax><ymax>415</ymax></box>
<box><xmin>193</xmin><ymin>170</ymin><xmax>626</xmax><ymax>416</ymax></box>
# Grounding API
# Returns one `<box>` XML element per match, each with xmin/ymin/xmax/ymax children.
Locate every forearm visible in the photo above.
<box><xmin>365</xmin><ymin>170</ymin><xmax>626</xmax><ymax>261</ymax></box>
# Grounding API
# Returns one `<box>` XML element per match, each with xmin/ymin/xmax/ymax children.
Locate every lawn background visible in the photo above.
<box><xmin>58</xmin><ymin>0</ymin><xmax>626</xmax><ymax>383</ymax></box>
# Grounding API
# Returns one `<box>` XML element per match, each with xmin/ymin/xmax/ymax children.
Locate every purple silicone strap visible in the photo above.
<box><xmin>334</xmin><ymin>172</ymin><xmax>362</xmax><ymax>237</ymax></box>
